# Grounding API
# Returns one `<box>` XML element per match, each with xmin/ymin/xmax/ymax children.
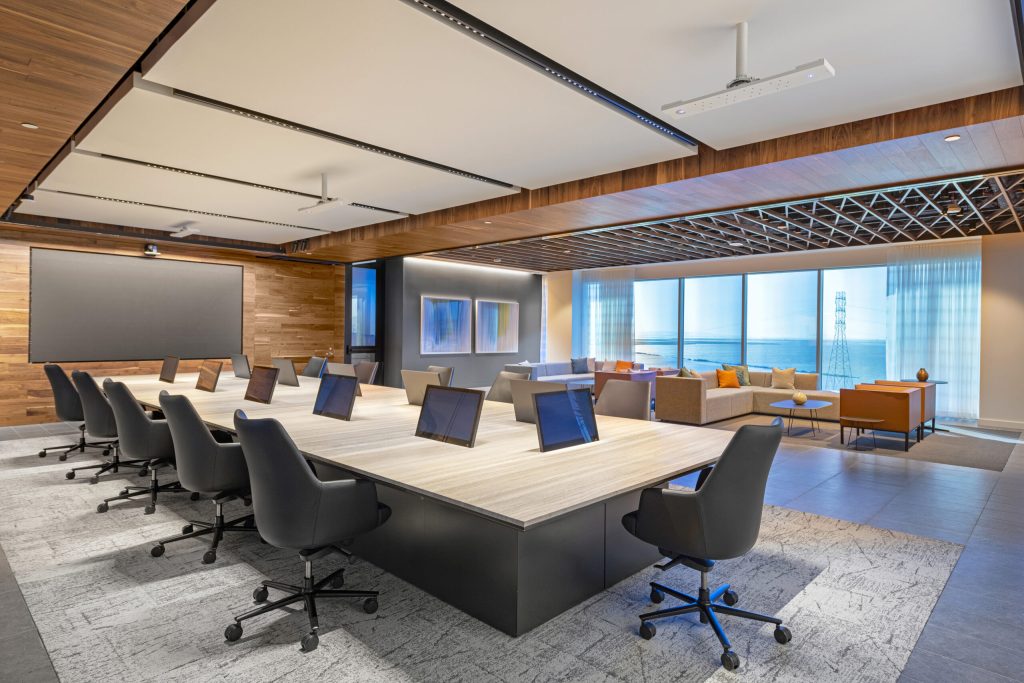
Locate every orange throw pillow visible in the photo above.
<box><xmin>614</xmin><ymin>360</ymin><xmax>633</xmax><ymax>372</ymax></box>
<box><xmin>716</xmin><ymin>369</ymin><xmax>740</xmax><ymax>388</ymax></box>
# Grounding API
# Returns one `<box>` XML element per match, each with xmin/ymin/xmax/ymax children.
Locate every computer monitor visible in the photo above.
<box><xmin>231</xmin><ymin>353</ymin><xmax>251</xmax><ymax>379</ymax></box>
<box><xmin>158</xmin><ymin>356</ymin><xmax>179</xmax><ymax>383</ymax></box>
<box><xmin>195</xmin><ymin>360</ymin><xmax>223</xmax><ymax>392</ymax></box>
<box><xmin>511</xmin><ymin>379</ymin><xmax>568</xmax><ymax>424</ymax></box>
<box><xmin>312</xmin><ymin>373</ymin><xmax>359</xmax><ymax>421</ymax></box>
<box><xmin>401</xmin><ymin>369</ymin><xmax>442</xmax><ymax>406</ymax></box>
<box><xmin>415</xmin><ymin>386</ymin><xmax>485</xmax><ymax>448</ymax></box>
<box><xmin>533</xmin><ymin>388</ymin><xmax>599</xmax><ymax>453</ymax></box>
<box><xmin>244</xmin><ymin>365</ymin><xmax>279</xmax><ymax>404</ymax></box>
<box><xmin>271</xmin><ymin>358</ymin><xmax>300</xmax><ymax>387</ymax></box>
<box><xmin>326</xmin><ymin>363</ymin><xmax>362</xmax><ymax>396</ymax></box>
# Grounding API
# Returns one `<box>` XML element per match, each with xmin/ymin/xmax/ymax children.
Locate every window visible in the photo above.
<box><xmin>745</xmin><ymin>270</ymin><xmax>817</xmax><ymax>373</ymax></box>
<box><xmin>821</xmin><ymin>266</ymin><xmax>887</xmax><ymax>389</ymax></box>
<box><xmin>633</xmin><ymin>279</ymin><xmax>679</xmax><ymax>368</ymax></box>
<box><xmin>350</xmin><ymin>265</ymin><xmax>377</xmax><ymax>347</ymax></box>
<box><xmin>682</xmin><ymin>275</ymin><xmax>742</xmax><ymax>372</ymax></box>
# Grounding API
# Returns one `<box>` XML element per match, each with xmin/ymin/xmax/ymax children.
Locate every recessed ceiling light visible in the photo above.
<box><xmin>675</xmin><ymin>108</ymin><xmax>686</xmax><ymax>115</ymax></box>
<box><xmin>20</xmin><ymin>122</ymin><xmax>38</xmax><ymax>129</ymax></box>
<box><xmin>563</xmin><ymin>249</ymin><xmax>571</xmax><ymax>254</ymax></box>
<box><xmin>728</xmin><ymin>241</ymin><xmax>745</xmax><ymax>247</ymax></box>
<box><xmin>945</xmin><ymin>203</ymin><xmax>962</xmax><ymax>215</ymax></box>
<box><xmin>483</xmin><ymin>221</ymin><xmax>492</xmax><ymax>224</ymax></box>
<box><xmin>944</xmin><ymin>133</ymin><xmax>961</xmax><ymax>142</ymax></box>
<box><xmin>493</xmin><ymin>258</ymin><xmax>502</xmax><ymax>263</ymax></box>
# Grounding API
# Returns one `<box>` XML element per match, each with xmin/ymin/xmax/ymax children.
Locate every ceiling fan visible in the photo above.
<box><xmin>298</xmin><ymin>173</ymin><xmax>347</xmax><ymax>215</ymax></box>
<box><xmin>662</xmin><ymin>22</ymin><xmax>834</xmax><ymax>119</ymax></box>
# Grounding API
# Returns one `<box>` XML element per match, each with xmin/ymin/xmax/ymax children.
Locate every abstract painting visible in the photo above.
<box><xmin>475</xmin><ymin>299</ymin><xmax>519</xmax><ymax>354</ymax></box>
<box><xmin>420</xmin><ymin>296</ymin><xmax>472</xmax><ymax>355</ymax></box>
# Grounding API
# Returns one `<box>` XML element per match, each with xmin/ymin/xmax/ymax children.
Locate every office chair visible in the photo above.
<box><xmin>301</xmin><ymin>356</ymin><xmax>326</xmax><ymax>378</ymax></box>
<box><xmin>66</xmin><ymin>371</ymin><xmax>147</xmax><ymax>483</ymax></box>
<box><xmin>38</xmin><ymin>364</ymin><xmax>115</xmax><ymax>460</ymax></box>
<box><xmin>97</xmin><ymin>380</ymin><xmax>194</xmax><ymax>515</ymax></box>
<box><xmin>426</xmin><ymin>365</ymin><xmax>455</xmax><ymax>387</ymax></box>
<box><xmin>226</xmin><ymin>410</ymin><xmax>390</xmax><ymax>652</ymax></box>
<box><xmin>621</xmin><ymin>417</ymin><xmax>789</xmax><ymax>671</ymax></box>
<box><xmin>150</xmin><ymin>392</ymin><xmax>259</xmax><ymax>564</ymax></box>
<box><xmin>595</xmin><ymin>379</ymin><xmax>651</xmax><ymax>420</ymax></box>
<box><xmin>485</xmin><ymin>370</ymin><xmax>521</xmax><ymax>403</ymax></box>
<box><xmin>354</xmin><ymin>361</ymin><xmax>379</xmax><ymax>385</ymax></box>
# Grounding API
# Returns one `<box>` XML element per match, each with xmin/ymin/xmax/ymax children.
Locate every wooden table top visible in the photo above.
<box><xmin>107</xmin><ymin>373</ymin><xmax>734</xmax><ymax>530</ymax></box>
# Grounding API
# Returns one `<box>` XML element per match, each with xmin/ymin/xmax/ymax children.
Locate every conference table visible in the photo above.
<box><xmin>108</xmin><ymin>372</ymin><xmax>735</xmax><ymax>636</ymax></box>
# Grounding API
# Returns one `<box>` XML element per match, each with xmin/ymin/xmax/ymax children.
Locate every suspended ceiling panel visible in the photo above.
<box><xmin>142</xmin><ymin>0</ymin><xmax>693</xmax><ymax>189</ymax></box>
<box><xmin>458</xmin><ymin>0</ymin><xmax>1022</xmax><ymax>150</ymax></box>
<box><xmin>22</xmin><ymin>190</ymin><xmax>320</xmax><ymax>244</ymax></box>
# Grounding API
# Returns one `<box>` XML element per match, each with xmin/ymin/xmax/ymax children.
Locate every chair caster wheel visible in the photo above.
<box><xmin>144</xmin><ymin>505</ymin><xmax>155</xmax><ymax>515</ymax></box>
<box><xmin>723</xmin><ymin>589</ymin><xmax>739</xmax><ymax>606</ymax></box>
<box><xmin>103</xmin><ymin>449</ymin><xmax>111</xmax><ymax>456</ymax></box>
<box><xmin>202</xmin><ymin>550</ymin><xmax>217</xmax><ymax>564</ymax></box>
<box><xmin>331</xmin><ymin>571</ymin><xmax>345</xmax><ymax>588</ymax></box>
<box><xmin>774</xmin><ymin>625</ymin><xmax>792</xmax><ymax>644</ymax></box>
<box><xmin>38</xmin><ymin>451</ymin><xmax>46</xmax><ymax>458</ymax></box>
<box><xmin>151</xmin><ymin>544</ymin><xmax>165</xmax><ymax>558</ymax></box>
<box><xmin>363</xmin><ymin>597</ymin><xmax>378</xmax><ymax>614</ymax></box>
<box><xmin>138</xmin><ymin>469</ymin><xmax>148</xmax><ymax>477</ymax></box>
<box><xmin>649</xmin><ymin>587</ymin><xmax>664</xmax><ymax>604</ymax></box>
<box><xmin>58</xmin><ymin>454</ymin><xmax>68</xmax><ymax>462</ymax></box>
<box><xmin>639</xmin><ymin>621</ymin><xmax>656</xmax><ymax>640</ymax></box>
<box><xmin>182</xmin><ymin>524</ymin><xmax>194</xmax><ymax>535</ymax></box>
<box><xmin>190</xmin><ymin>492</ymin><xmax>201</xmax><ymax>501</ymax></box>
<box><xmin>224</xmin><ymin>623</ymin><xmax>242</xmax><ymax>642</ymax></box>
<box><xmin>120</xmin><ymin>488</ymin><xmax>129</xmax><ymax>495</ymax></box>
<box><xmin>252</xmin><ymin>586</ymin><xmax>269</xmax><ymax>603</ymax></box>
<box><xmin>300</xmin><ymin>632</ymin><xmax>319</xmax><ymax>652</ymax></box>
<box><xmin>89</xmin><ymin>475</ymin><xmax>100</xmax><ymax>485</ymax></box>
<box><xmin>721</xmin><ymin>651</ymin><xmax>740</xmax><ymax>671</ymax></box>
<box><xmin>65</xmin><ymin>471</ymin><xmax>75</xmax><ymax>480</ymax></box>
<box><xmin>96</xmin><ymin>502</ymin><xmax>108</xmax><ymax>513</ymax></box>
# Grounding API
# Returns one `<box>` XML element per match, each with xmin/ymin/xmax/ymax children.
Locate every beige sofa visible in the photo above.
<box><xmin>655</xmin><ymin>370</ymin><xmax>840</xmax><ymax>425</ymax></box>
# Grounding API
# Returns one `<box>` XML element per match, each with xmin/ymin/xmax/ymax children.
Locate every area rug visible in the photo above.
<box><xmin>702</xmin><ymin>414</ymin><xmax>1018</xmax><ymax>472</ymax></box>
<box><xmin>0</xmin><ymin>436</ymin><xmax>962</xmax><ymax>682</ymax></box>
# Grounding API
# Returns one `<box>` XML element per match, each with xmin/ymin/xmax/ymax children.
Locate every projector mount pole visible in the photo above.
<box><xmin>727</xmin><ymin>22</ymin><xmax>756</xmax><ymax>89</ymax></box>
<box><xmin>319</xmin><ymin>173</ymin><xmax>329</xmax><ymax>204</ymax></box>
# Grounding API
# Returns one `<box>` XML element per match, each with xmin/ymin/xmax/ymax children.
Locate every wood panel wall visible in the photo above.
<box><xmin>0</xmin><ymin>223</ymin><xmax>344</xmax><ymax>426</ymax></box>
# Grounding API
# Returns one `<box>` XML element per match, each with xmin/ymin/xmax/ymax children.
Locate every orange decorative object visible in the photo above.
<box><xmin>916</xmin><ymin>368</ymin><xmax>929</xmax><ymax>382</ymax></box>
<box><xmin>614</xmin><ymin>360</ymin><xmax>633</xmax><ymax>372</ymax></box>
<box><xmin>716</xmin><ymin>369</ymin><xmax>740</xmax><ymax>388</ymax></box>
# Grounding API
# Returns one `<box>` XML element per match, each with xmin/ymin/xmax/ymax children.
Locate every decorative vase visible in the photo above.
<box><xmin>916</xmin><ymin>368</ymin><xmax>929</xmax><ymax>382</ymax></box>
<box><xmin>792</xmin><ymin>392</ymin><xmax>807</xmax><ymax>405</ymax></box>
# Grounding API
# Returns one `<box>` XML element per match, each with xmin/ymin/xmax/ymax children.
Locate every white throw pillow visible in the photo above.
<box><xmin>771</xmin><ymin>367</ymin><xmax>796</xmax><ymax>390</ymax></box>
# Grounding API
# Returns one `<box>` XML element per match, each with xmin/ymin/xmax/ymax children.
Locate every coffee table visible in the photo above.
<box><xmin>770</xmin><ymin>399</ymin><xmax>832</xmax><ymax>437</ymax></box>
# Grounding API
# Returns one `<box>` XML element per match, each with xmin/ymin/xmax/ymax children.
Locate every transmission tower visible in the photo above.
<box><xmin>825</xmin><ymin>291</ymin><xmax>854</xmax><ymax>390</ymax></box>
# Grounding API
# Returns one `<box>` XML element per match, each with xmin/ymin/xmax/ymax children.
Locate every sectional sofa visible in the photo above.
<box><xmin>502</xmin><ymin>359</ymin><xmax>645</xmax><ymax>385</ymax></box>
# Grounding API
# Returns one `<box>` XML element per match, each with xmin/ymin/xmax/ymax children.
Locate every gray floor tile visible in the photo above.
<box><xmin>915</xmin><ymin>622</ymin><xmax>1024</xmax><ymax>681</ymax></box>
<box><xmin>901</xmin><ymin>646</ymin><xmax>1016</xmax><ymax>683</ymax></box>
<box><xmin>0</xmin><ymin>584</ymin><xmax>37</xmax><ymax>641</ymax></box>
<box><xmin>0</xmin><ymin>629</ymin><xmax>59</xmax><ymax>683</ymax></box>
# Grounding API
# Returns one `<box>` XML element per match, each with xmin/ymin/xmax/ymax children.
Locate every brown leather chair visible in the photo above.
<box><xmin>873</xmin><ymin>380</ymin><xmax>937</xmax><ymax>434</ymax></box>
<box><xmin>840</xmin><ymin>386</ymin><xmax>922</xmax><ymax>451</ymax></box>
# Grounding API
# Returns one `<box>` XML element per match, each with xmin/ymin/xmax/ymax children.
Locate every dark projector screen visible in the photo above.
<box><xmin>30</xmin><ymin>249</ymin><xmax>243</xmax><ymax>363</ymax></box>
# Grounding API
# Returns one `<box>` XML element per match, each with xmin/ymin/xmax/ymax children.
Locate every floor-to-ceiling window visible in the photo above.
<box><xmin>349</xmin><ymin>264</ymin><xmax>378</xmax><ymax>365</ymax></box>
<box><xmin>633</xmin><ymin>279</ymin><xmax>679</xmax><ymax>368</ymax></box>
<box><xmin>682</xmin><ymin>275</ymin><xmax>743</xmax><ymax>372</ymax></box>
<box><xmin>821</xmin><ymin>266</ymin><xmax>887</xmax><ymax>389</ymax></box>
<box><xmin>745</xmin><ymin>270</ymin><xmax>818</xmax><ymax>373</ymax></box>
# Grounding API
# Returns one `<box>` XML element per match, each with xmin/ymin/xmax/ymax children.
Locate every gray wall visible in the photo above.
<box><xmin>382</xmin><ymin>258</ymin><xmax>542</xmax><ymax>389</ymax></box>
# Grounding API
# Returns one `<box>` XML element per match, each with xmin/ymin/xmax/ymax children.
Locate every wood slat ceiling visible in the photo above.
<box><xmin>427</xmin><ymin>171</ymin><xmax>1024</xmax><ymax>271</ymax></box>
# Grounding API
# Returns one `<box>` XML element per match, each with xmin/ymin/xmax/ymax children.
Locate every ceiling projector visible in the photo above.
<box><xmin>298</xmin><ymin>173</ymin><xmax>347</xmax><ymax>215</ymax></box>
<box><xmin>662</xmin><ymin>22</ymin><xmax>834</xmax><ymax>119</ymax></box>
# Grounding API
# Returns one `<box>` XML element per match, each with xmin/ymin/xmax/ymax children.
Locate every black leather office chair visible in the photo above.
<box><xmin>621</xmin><ymin>417</ymin><xmax>789</xmax><ymax>671</ymax></box>
<box><xmin>97</xmin><ymin>380</ymin><xmax>193</xmax><ymax>515</ymax></box>
<box><xmin>38</xmin><ymin>364</ymin><xmax>115</xmax><ymax>460</ymax></box>
<box><xmin>150</xmin><ymin>392</ymin><xmax>258</xmax><ymax>563</ymax></box>
<box><xmin>226</xmin><ymin>410</ymin><xmax>390</xmax><ymax>652</ymax></box>
<box><xmin>426</xmin><ymin>365</ymin><xmax>454</xmax><ymax>387</ymax></box>
<box><xmin>66</xmin><ymin>371</ymin><xmax>146</xmax><ymax>483</ymax></box>
<box><xmin>354</xmin><ymin>361</ymin><xmax>379</xmax><ymax>385</ymax></box>
<box><xmin>301</xmin><ymin>356</ymin><xmax>326</xmax><ymax>378</ymax></box>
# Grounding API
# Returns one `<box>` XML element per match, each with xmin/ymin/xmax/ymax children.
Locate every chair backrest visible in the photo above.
<box><xmin>44</xmin><ymin>364</ymin><xmax>83</xmax><ymax>422</ymax></box>
<box><xmin>355</xmin><ymin>361</ymin><xmax>379</xmax><ymax>384</ymax></box>
<box><xmin>595</xmin><ymin>379</ymin><xmax>650</xmax><ymax>420</ymax></box>
<box><xmin>326</xmin><ymin>362</ymin><xmax>355</xmax><ymax>376</ymax></box>
<box><xmin>694</xmin><ymin>418</ymin><xmax>783</xmax><ymax>559</ymax></box>
<box><xmin>71</xmin><ymin>371</ymin><xmax>117</xmax><ymax>438</ymax></box>
<box><xmin>160</xmin><ymin>391</ymin><xmax>244</xmax><ymax>493</ymax></box>
<box><xmin>426</xmin><ymin>365</ymin><xmax>454</xmax><ymax>387</ymax></box>
<box><xmin>301</xmin><ymin>356</ymin><xmax>326</xmax><ymax>378</ymax></box>
<box><xmin>401</xmin><ymin>369</ymin><xmax>441</xmax><ymax>405</ymax></box>
<box><xmin>104</xmin><ymin>379</ymin><xmax>172</xmax><ymax>461</ymax></box>
<box><xmin>486</xmin><ymin>370</ymin><xmax>522</xmax><ymax>403</ymax></box>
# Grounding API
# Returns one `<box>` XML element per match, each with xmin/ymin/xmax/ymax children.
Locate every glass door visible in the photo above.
<box><xmin>345</xmin><ymin>261</ymin><xmax>384</xmax><ymax>378</ymax></box>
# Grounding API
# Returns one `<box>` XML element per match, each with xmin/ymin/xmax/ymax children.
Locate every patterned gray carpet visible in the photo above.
<box><xmin>0</xmin><ymin>436</ymin><xmax>961</xmax><ymax>682</ymax></box>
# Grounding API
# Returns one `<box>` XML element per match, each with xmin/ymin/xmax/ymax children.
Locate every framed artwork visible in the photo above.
<box><xmin>420</xmin><ymin>296</ymin><xmax>472</xmax><ymax>355</ymax></box>
<box><xmin>475</xmin><ymin>299</ymin><xmax>519</xmax><ymax>354</ymax></box>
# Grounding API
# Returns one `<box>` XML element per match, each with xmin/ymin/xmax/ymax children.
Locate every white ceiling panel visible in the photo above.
<box><xmin>21</xmin><ymin>190</ymin><xmax>320</xmax><ymax>244</ymax></box>
<box><xmin>457</xmin><ymin>0</ymin><xmax>1022</xmax><ymax>150</ymax></box>
<box><xmin>142</xmin><ymin>0</ymin><xmax>694</xmax><ymax>189</ymax></box>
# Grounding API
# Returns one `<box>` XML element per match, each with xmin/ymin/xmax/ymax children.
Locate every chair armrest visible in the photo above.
<box><xmin>316</xmin><ymin>479</ymin><xmax>384</xmax><ymax>540</ymax></box>
<box><xmin>632</xmin><ymin>487</ymin><xmax>704</xmax><ymax>554</ymax></box>
<box><xmin>654</xmin><ymin>376</ymin><xmax>706</xmax><ymax>424</ymax></box>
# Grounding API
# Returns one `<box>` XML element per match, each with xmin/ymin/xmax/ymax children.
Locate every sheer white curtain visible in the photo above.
<box><xmin>886</xmin><ymin>239</ymin><xmax>981</xmax><ymax>419</ymax></box>
<box><xmin>572</xmin><ymin>267</ymin><xmax>635</xmax><ymax>361</ymax></box>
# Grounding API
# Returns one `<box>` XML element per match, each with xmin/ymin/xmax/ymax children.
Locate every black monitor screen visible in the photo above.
<box><xmin>415</xmin><ymin>386</ymin><xmax>485</xmax><ymax>448</ymax></box>
<box><xmin>244</xmin><ymin>365</ymin><xmax>279</xmax><ymax>404</ymax></box>
<box><xmin>313</xmin><ymin>373</ymin><xmax>358</xmax><ymax>421</ymax></box>
<box><xmin>159</xmin><ymin>356</ymin><xmax>179</xmax><ymax>383</ymax></box>
<box><xmin>533</xmin><ymin>388</ymin><xmax>599</xmax><ymax>452</ymax></box>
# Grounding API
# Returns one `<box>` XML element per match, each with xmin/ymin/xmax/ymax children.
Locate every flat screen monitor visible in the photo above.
<box><xmin>401</xmin><ymin>369</ymin><xmax>442</xmax><ymax>406</ymax></box>
<box><xmin>415</xmin><ymin>386</ymin><xmax>485</xmax><ymax>448</ymax></box>
<box><xmin>313</xmin><ymin>373</ymin><xmax>359</xmax><ymax>421</ymax></box>
<box><xmin>244</xmin><ymin>365</ymin><xmax>279</xmax><ymax>404</ymax></box>
<box><xmin>195</xmin><ymin>360</ymin><xmax>223</xmax><ymax>392</ymax></box>
<box><xmin>511</xmin><ymin>379</ymin><xmax>568</xmax><ymax>424</ymax></box>
<box><xmin>159</xmin><ymin>356</ymin><xmax>179</xmax><ymax>383</ymax></box>
<box><xmin>231</xmin><ymin>353</ymin><xmax>251</xmax><ymax>379</ymax></box>
<box><xmin>533</xmin><ymin>388</ymin><xmax>599</xmax><ymax>453</ymax></box>
<box><xmin>271</xmin><ymin>358</ymin><xmax>300</xmax><ymax>387</ymax></box>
